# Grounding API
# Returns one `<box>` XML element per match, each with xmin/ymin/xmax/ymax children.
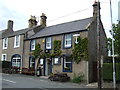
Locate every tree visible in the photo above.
<box><xmin>108</xmin><ymin>23</ymin><xmax>120</xmax><ymax>56</ymax></box>
<box><xmin>32</xmin><ymin>43</ymin><xmax>43</xmax><ymax>75</ymax></box>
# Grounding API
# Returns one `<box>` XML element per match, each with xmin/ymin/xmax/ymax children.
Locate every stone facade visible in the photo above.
<box><xmin>0</xmin><ymin>2</ymin><xmax>107</xmax><ymax>83</ymax></box>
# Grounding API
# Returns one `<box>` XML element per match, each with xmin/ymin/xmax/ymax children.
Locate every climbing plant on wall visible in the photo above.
<box><xmin>32</xmin><ymin>43</ymin><xmax>43</xmax><ymax>59</ymax></box>
<box><xmin>52</xmin><ymin>40</ymin><xmax>62</xmax><ymax>56</ymax></box>
<box><xmin>72</xmin><ymin>37</ymin><xmax>88</xmax><ymax>64</ymax></box>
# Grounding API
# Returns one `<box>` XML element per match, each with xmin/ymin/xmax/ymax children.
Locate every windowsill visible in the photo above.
<box><xmin>46</xmin><ymin>48</ymin><xmax>52</xmax><ymax>50</ymax></box>
<box><xmin>63</xmin><ymin>46</ymin><xmax>72</xmax><ymax>49</ymax></box>
<box><xmin>2</xmin><ymin>48</ymin><xmax>7</xmax><ymax>50</ymax></box>
<box><xmin>63</xmin><ymin>70</ymin><xmax>72</xmax><ymax>72</ymax></box>
<box><xmin>14</xmin><ymin>46</ymin><xmax>20</xmax><ymax>48</ymax></box>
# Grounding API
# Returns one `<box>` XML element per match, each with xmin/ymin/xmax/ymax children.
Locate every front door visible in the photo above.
<box><xmin>45</xmin><ymin>58</ymin><xmax>52</xmax><ymax>76</ymax></box>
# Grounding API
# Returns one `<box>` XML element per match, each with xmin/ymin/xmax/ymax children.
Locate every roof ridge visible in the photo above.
<box><xmin>46</xmin><ymin>17</ymin><xmax>93</xmax><ymax>28</ymax></box>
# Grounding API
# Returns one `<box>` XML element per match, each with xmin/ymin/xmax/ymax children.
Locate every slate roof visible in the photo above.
<box><xmin>29</xmin><ymin>17</ymin><xmax>93</xmax><ymax>39</ymax></box>
<box><xmin>1</xmin><ymin>25</ymin><xmax>40</xmax><ymax>38</ymax></box>
<box><xmin>0</xmin><ymin>30</ymin><xmax>5</xmax><ymax>38</ymax></box>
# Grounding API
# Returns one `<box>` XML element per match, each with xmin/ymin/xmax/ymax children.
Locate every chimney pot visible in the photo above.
<box><xmin>40</xmin><ymin>13</ymin><xmax>47</xmax><ymax>26</ymax></box>
<box><xmin>28</xmin><ymin>15</ymin><xmax>37</xmax><ymax>28</ymax></box>
<box><xmin>7</xmin><ymin>20</ymin><xmax>13</xmax><ymax>32</ymax></box>
<box><xmin>92</xmin><ymin>1</ymin><xmax>101</xmax><ymax>17</ymax></box>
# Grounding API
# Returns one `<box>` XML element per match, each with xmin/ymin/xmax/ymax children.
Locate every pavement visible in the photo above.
<box><xmin>38</xmin><ymin>75</ymin><xmax>120</xmax><ymax>89</ymax></box>
<box><xmin>2</xmin><ymin>73</ymin><xmax>120</xmax><ymax>89</ymax></box>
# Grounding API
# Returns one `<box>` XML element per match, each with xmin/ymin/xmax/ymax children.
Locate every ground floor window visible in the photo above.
<box><xmin>63</xmin><ymin>56</ymin><xmax>72</xmax><ymax>72</ymax></box>
<box><xmin>1</xmin><ymin>54</ymin><xmax>7</xmax><ymax>61</ymax></box>
<box><xmin>54</xmin><ymin>57</ymin><xmax>61</xmax><ymax>65</ymax></box>
<box><xmin>12</xmin><ymin>54</ymin><xmax>21</xmax><ymax>67</ymax></box>
<box><xmin>29</xmin><ymin>56</ymin><xmax>35</xmax><ymax>68</ymax></box>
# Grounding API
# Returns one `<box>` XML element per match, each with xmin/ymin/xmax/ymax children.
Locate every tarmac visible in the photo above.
<box><xmin>39</xmin><ymin>76</ymin><xmax>120</xmax><ymax>89</ymax></box>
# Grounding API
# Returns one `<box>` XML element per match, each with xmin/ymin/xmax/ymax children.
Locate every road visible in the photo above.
<box><xmin>2</xmin><ymin>73</ymin><xmax>90</xmax><ymax>89</ymax></box>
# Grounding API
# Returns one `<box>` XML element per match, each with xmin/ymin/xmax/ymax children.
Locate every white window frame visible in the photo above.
<box><xmin>1</xmin><ymin>54</ymin><xmax>7</xmax><ymax>61</ymax></box>
<box><xmin>31</xmin><ymin>40</ymin><xmax>35</xmax><ymax>50</ymax></box>
<box><xmin>14</xmin><ymin>35</ymin><xmax>20</xmax><ymax>48</ymax></box>
<box><xmin>29</xmin><ymin>57</ymin><xmax>35</xmax><ymax>68</ymax></box>
<box><xmin>2</xmin><ymin>38</ymin><xmax>8</xmax><ymax>49</ymax></box>
<box><xmin>64</xmin><ymin>34</ymin><xmax>72</xmax><ymax>48</ymax></box>
<box><xmin>12</xmin><ymin>57</ymin><xmax>21</xmax><ymax>67</ymax></box>
<box><xmin>46</xmin><ymin>37</ymin><xmax>52</xmax><ymax>49</ymax></box>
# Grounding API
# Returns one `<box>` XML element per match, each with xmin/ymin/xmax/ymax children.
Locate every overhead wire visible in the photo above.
<box><xmin>48</xmin><ymin>6</ymin><xmax>92</xmax><ymax>22</ymax></box>
<box><xmin>47</xmin><ymin>1</ymin><xmax>118</xmax><ymax>23</ymax></box>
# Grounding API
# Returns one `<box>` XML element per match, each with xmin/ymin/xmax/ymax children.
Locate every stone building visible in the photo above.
<box><xmin>24</xmin><ymin>1</ymin><xmax>107</xmax><ymax>83</ymax></box>
<box><xmin>0</xmin><ymin>14</ymin><xmax>47</xmax><ymax>70</ymax></box>
<box><xmin>0</xmin><ymin>1</ymin><xmax>107</xmax><ymax>83</ymax></box>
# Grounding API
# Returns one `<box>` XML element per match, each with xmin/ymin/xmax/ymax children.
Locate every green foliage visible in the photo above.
<box><xmin>53</xmin><ymin>40</ymin><xmax>62</xmax><ymax>56</ymax></box>
<box><xmin>72</xmin><ymin>37</ymin><xmax>88</xmax><ymax>64</ymax></box>
<box><xmin>71</xmin><ymin>73</ymin><xmax>84</xmax><ymax>83</ymax></box>
<box><xmin>108</xmin><ymin>23</ymin><xmax>120</xmax><ymax>56</ymax></box>
<box><xmin>32</xmin><ymin>43</ymin><xmax>43</xmax><ymax>59</ymax></box>
<box><xmin>2</xmin><ymin>61</ymin><xmax>11</xmax><ymax>68</ymax></box>
<box><xmin>102</xmin><ymin>63</ymin><xmax>120</xmax><ymax>81</ymax></box>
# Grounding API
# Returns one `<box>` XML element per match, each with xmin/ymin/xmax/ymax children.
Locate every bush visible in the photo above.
<box><xmin>104</xmin><ymin>56</ymin><xmax>120</xmax><ymax>63</ymax></box>
<box><xmin>2</xmin><ymin>61</ymin><xmax>11</xmax><ymax>68</ymax></box>
<box><xmin>71</xmin><ymin>73</ymin><xmax>84</xmax><ymax>83</ymax></box>
<box><xmin>102</xmin><ymin>63</ymin><xmax>120</xmax><ymax>81</ymax></box>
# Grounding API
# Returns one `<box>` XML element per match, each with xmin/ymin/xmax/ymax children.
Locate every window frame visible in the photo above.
<box><xmin>2</xmin><ymin>38</ymin><xmax>8</xmax><ymax>49</ymax></box>
<box><xmin>14</xmin><ymin>35</ymin><xmax>20</xmax><ymax>48</ymax></box>
<box><xmin>54</xmin><ymin>57</ymin><xmax>61</xmax><ymax>65</ymax></box>
<box><xmin>1</xmin><ymin>54</ymin><xmax>7</xmax><ymax>61</ymax></box>
<box><xmin>11</xmin><ymin>55</ymin><xmax>21</xmax><ymax>68</ymax></box>
<box><xmin>45</xmin><ymin>37</ymin><xmax>52</xmax><ymax>50</ymax></box>
<box><xmin>63</xmin><ymin>56</ymin><xmax>72</xmax><ymax>72</ymax></box>
<box><xmin>30</xmin><ymin>40</ymin><xmax>36</xmax><ymax>51</ymax></box>
<box><xmin>29</xmin><ymin>57</ymin><xmax>35</xmax><ymax>68</ymax></box>
<box><xmin>64</xmin><ymin>34</ymin><xmax>72</xmax><ymax>48</ymax></box>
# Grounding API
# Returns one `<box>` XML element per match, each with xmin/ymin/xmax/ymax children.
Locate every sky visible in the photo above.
<box><xmin>0</xmin><ymin>0</ymin><xmax>119</xmax><ymax>38</ymax></box>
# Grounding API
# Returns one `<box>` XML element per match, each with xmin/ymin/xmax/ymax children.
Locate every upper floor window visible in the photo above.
<box><xmin>30</xmin><ymin>40</ymin><xmax>36</xmax><ymax>51</ymax></box>
<box><xmin>45</xmin><ymin>37</ymin><xmax>52</xmax><ymax>49</ymax></box>
<box><xmin>2</xmin><ymin>38</ymin><xmax>8</xmax><ymax>49</ymax></box>
<box><xmin>14</xmin><ymin>35</ymin><xmax>20</xmax><ymax>48</ymax></box>
<box><xmin>1</xmin><ymin>54</ymin><xmax>7</xmax><ymax>61</ymax></box>
<box><xmin>64</xmin><ymin>34</ymin><xmax>72</xmax><ymax>48</ymax></box>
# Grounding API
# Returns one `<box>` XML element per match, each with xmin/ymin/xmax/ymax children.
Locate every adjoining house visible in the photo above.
<box><xmin>23</xmin><ymin>1</ymin><xmax>107</xmax><ymax>83</ymax></box>
<box><xmin>0</xmin><ymin>1</ymin><xmax>107</xmax><ymax>83</ymax></box>
<box><xmin>0</xmin><ymin>14</ymin><xmax>47</xmax><ymax>70</ymax></box>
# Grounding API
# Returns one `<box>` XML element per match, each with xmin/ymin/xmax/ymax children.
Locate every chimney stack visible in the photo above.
<box><xmin>93</xmin><ymin>1</ymin><xmax>101</xmax><ymax>17</ymax></box>
<box><xmin>7</xmin><ymin>20</ymin><xmax>14</xmax><ymax>32</ymax></box>
<box><xmin>40</xmin><ymin>13</ymin><xmax>47</xmax><ymax>27</ymax></box>
<box><xmin>28</xmin><ymin>15</ymin><xmax>37</xmax><ymax>28</ymax></box>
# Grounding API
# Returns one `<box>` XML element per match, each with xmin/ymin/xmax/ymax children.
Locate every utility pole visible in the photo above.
<box><xmin>96</xmin><ymin>0</ymin><xmax>102</xmax><ymax>89</ymax></box>
<box><xmin>109</xmin><ymin>0</ymin><xmax>116</xmax><ymax>89</ymax></box>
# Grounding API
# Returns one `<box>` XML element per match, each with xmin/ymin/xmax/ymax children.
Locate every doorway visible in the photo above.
<box><xmin>45</xmin><ymin>58</ymin><xmax>52</xmax><ymax>76</ymax></box>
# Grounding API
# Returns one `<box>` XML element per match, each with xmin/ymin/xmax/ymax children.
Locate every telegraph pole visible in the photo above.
<box><xmin>109</xmin><ymin>0</ymin><xmax>116</xmax><ymax>89</ymax></box>
<box><xmin>96</xmin><ymin>0</ymin><xmax>102</xmax><ymax>89</ymax></box>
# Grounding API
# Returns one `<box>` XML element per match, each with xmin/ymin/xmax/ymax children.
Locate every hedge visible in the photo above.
<box><xmin>102</xmin><ymin>63</ymin><xmax>120</xmax><ymax>81</ymax></box>
<box><xmin>2</xmin><ymin>61</ymin><xmax>11</xmax><ymax>68</ymax></box>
